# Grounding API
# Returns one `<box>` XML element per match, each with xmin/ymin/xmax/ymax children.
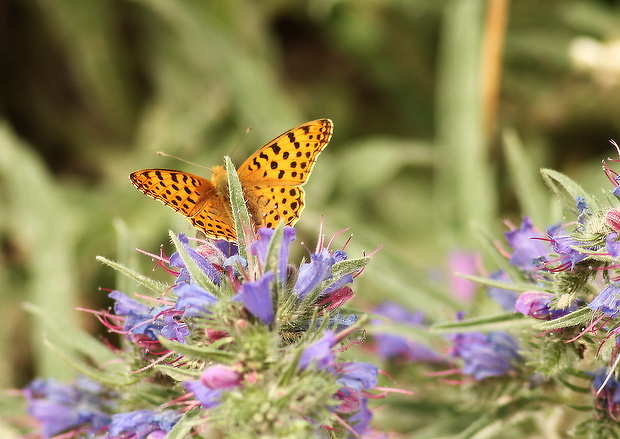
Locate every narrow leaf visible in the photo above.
<box><xmin>159</xmin><ymin>337</ymin><xmax>236</xmax><ymax>362</ymax></box>
<box><xmin>155</xmin><ymin>365</ymin><xmax>201</xmax><ymax>382</ymax></box>
<box><xmin>96</xmin><ymin>256</ymin><xmax>168</xmax><ymax>296</ymax></box>
<box><xmin>225</xmin><ymin>156</ymin><xmax>251</xmax><ymax>257</ymax></box>
<box><xmin>533</xmin><ymin>307</ymin><xmax>592</xmax><ymax>330</ymax></box>
<box><xmin>432</xmin><ymin>312</ymin><xmax>529</xmax><ymax>333</ymax></box>
<box><xmin>457</xmin><ymin>273</ymin><xmax>535</xmax><ymax>293</ymax></box>
<box><xmin>43</xmin><ymin>337</ymin><xmax>136</xmax><ymax>387</ymax></box>
<box><xmin>541</xmin><ymin>168</ymin><xmax>599</xmax><ymax>212</ymax></box>
<box><xmin>503</xmin><ymin>129</ymin><xmax>552</xmax><ymax>227</ymax></box>
<box><xmin>164</xmin><ymin>411</ymin><xmax>197</xmax><ymax>439</ymax></box>
<box><xmin>24</xmin><ymin>303</ymin><xmax>126</xmax><ymax>375</ymax></box>
<box><xmin>330</xmin><ymin>256</ymin><xmax>371</xmax><ymax>279</ymax></box>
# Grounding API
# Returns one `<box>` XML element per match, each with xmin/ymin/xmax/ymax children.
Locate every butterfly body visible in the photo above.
<box><xmin>130</xmin><ymin>119</ymin><xmax>333</xmax><ymax>241</ymax></box>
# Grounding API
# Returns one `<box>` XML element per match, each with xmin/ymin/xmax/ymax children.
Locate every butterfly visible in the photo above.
<box><xmin>130</xmin><ymin>119</ymin><xmax>333</xmax><ymax>241</ymax></box>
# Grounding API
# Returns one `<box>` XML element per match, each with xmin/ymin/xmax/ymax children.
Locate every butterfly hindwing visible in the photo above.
<box><xmin>244</xmin><ymin>185</ymin><xmax>305</xmax><ymax>229</ymax></box>
<box><xmin>188</xmin><ymin>202</ymin><xmax>236</xmax><ymax>240</ymax></box>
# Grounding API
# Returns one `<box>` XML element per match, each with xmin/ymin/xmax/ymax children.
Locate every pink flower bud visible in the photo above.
<box><xmin>606</xmin><ymin>209</ymin><xmax>620</xmax><ymax>232</ymax></box>
<box><xmin>200</xmin><ymin>365</ymin><xmax>241</xmax><ymax>389</ymax></box>
<box><xmin>515</xmin><ymin>291</ymin><xmax>553</xmax><ymax>318</ymax></box>
<box><xmin>205</xmin><ymin>328</ymin><xmax>228</xmax><ymax>341</ymax></box>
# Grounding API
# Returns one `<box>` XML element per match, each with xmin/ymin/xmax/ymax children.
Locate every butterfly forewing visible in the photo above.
<box><xmin>237</xmin><ymin>119</ymin><xmax>333</xmax><ymax>186</ymax></box>
<box><xmin>130</xmin><ymin>169</ymin><xmax>215</xmax><ymax>216</ymax></box>
<box><xmin>130</xmin><ymin>169</ymin><xmax>235</xmax><ymax>240</ymax></box>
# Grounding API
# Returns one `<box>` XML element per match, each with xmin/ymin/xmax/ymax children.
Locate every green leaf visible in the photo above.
<box><xmin>164</xmin><ymin>410</ymin><xmax>198</xmax><ymax>439</ymax></box>
<box><xmin>330</xmin><ymin>256</ymin><xmax>371</xmax><ymax>279</ymax></box>
<box><xmin>558</xmin><ymin>376</ymin><xmax>590</xmax><ymax>394</ymax></box>
<box><xmin>43</xmin><ymin>337</ymin><xmax>136</xmax><ymax>387</ymax></box>
<box><xmin>367</xmin><ymin>322</ymin><xmax>437</xmax><ymax>346</ymax></box>
<box><xmin>541</xmin><ymin>168</ymin><xmax>600</xmax><ymax>212</ymax></box>
<box><xmin>432</xmin><ymin>312</ymin><xmax>529</xmax><ymax>333</ymax></box>
<box><xmin>156</xmin><ymin>364</ymin><xmax>202</xmax><ymax>382</ymax></box>
<box><xmin>96</xmin><ymin>256</ymin><xmax>168</xmax><ymax>296</ymax></box>
<box><xmin>159</xmin><ymin>337</ymin><xmax>236</xmax><ymax>362</ymax></box>
<box><xmin>168</xmin><ymin>231</ymin><xmax>219</xmax><ymax>296</ymax></box>
<box><xmin>24</xmin><ymin>303</ymin><xmax>128</xmax><ymax>377</ymax></box>
<box><xmin>533</xmin><ymin>307</ymin><xmax>592</xmax><ymax>330</ymax></box>
<box><xmin>225</xmin><ymin>156</ymin><xmax>251</xmax><ymax>258</ymax></box>
<box><xmin>503</xmin><ymin>129</ymin><xmax>552</xmax><ymax>227</ymax></box>
<box><xmin>457</xmin><ymin>273</ymin><xmax>535</xmax><ymax>293</ymax></box>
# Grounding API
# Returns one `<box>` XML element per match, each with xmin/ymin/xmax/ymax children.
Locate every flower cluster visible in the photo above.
<box><xmin>358</xmin><ymin>146</ymin><xmax>620</xmax><ymax>437</ymax></box>
<box><xmin>24</xmin><ymin>223</ymin><xmax>385</xmax><ymax>438</ymax></box>
<box><xmin>440</xmin><ymin>148</ymin><xmax>620</xmax><ymax>428</ymax></box>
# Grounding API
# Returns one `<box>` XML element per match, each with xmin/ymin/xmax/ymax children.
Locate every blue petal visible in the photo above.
<box><xmin>174</xmin><ymin>283</ymin><xmax>218</xmax><ymax>318</ymax></box>
<box><xmin>235</xmin><ymin>272</ymin><xmax>275</xmax><ymax>324</ymax></box>
<box><xmin>294</xmin><ymin>250</ymin><xmax>334</xmax><ymax>298</ymax></box>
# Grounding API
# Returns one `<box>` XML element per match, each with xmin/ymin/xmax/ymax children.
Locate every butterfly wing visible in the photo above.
<box><xmin>130</xmin><ymin>169</ymin><xmax>236</xmax><ymax>240</ymax></box>
<box><xmin>237</xmin><ymin>119</ymin><xmax>333</xmax><ymax>227</ymax></box>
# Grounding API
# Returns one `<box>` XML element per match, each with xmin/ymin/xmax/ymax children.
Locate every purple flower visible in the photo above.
<box><xmin>450</xmin><ymin>331</ymin><xmax>521</xmax><ymax>380</ymax></box>
<box><xmin>346</xmin><ymin>398</ymin><xmax>372</xmax><ymax>435</ymax></box>
<box><xmin>173</xmin><ymin>283</ymin><xmax>218</xmax><ymax>318</ymax></box>
<box><xmin>576</xmin><ymin>196</ymin><xmax>589</xmax><ymax>224</ymax></box>
<box><xmin>109</xmin><ymin>291</ymin><xmax>166</xmax><ymax>341</ymax></box>
<box><xmin>299</xmin><ymin>331</ymin><xmax>336</xmax><ymax>371</ymax></box>
<box><xmin>294</xmin><ymin>250</ymin><xmax>335</xmax><ymax>298</ymax></box>
<box><xmin>183</xmin><ymin>380</ymin><xmax>223</xmax><ymax>409</ymax></box>
<box><xmin>546</xmin><ymin>224</ymin><xmax>588</xmax><ymax>269</ymax></box>
<box><xmin>589</xmin><ymin>368</ymin><xmax>620</xmax><ymax>418</ymax></box>
<box><xmin>372</xmin><ymin>302</ymin><xmax>444</xmax><ymax>362</ymax></box>
<box><xmin>486</xmin><ymin>271</ymin><xmax>520</xmax><ymax>311</ymax></box>
<box><xmin>235</xmin><ymin>272</ymin><xmax>275</xmax><ymax>324</ymax></box>
<box><xmin>505</xmin><ymin>217</ymin><xmax>550</xmax><ymax>271</ymax></box>
<box><xmin>108</xmin><ymin>409</ymin><xmax>180</xmax><ymax>439</ymax></box>
<box><xmin>213</xmin><ymin>239</ymin><xmax>238</xmax><ymax>258</ymax></box>
<box><xmin>249</xmin><ymin>227</ymin><xmax>296</xmax><ymax>282</ymax></box>
<box><xmin>159</xmin><ymin>313</ymin><xmax>190</xmax><ymax>342</ymax></box>
<box><xmin>222</xmin><ymin>255</ymin><xmax>248</xmax><ymax>276</ymax></box>
<box><xmin>607</xmin><ymin>232</ymin><xmax>620</xmax><ymax>258</ymax></box>
<box><xmin>24</xmin><ymin>377</ymin><xmax>112</xmax><ymax>439</ymax></box>
<box><xmin>336</xmin><ymin>362</ymin><xmax>378</xmax><ymax>392</ymax></box>
<box><xmin>589</xmin><ymin>283</ymin><xmax>620</xmax><ymax>317</ymax></box>
<box><xmin>306</xmin><ymin>312</ymin><xmax>358</xmax><ymax>333</ymax></box>
<box><xmin>169</xmin><ymin>233</ymin><xmax>222</xmax><ymax>284</ymax></box>
<box><xmin>200</xmin><ymin>365</ymin><xmax>242</xmax><ymax>389</ymax></box>
<box><xmin>515</xmin><ymin>291</ymin><xmax>576</xmax><ymax>319</ymax></box>
<box><xmin>326</xmin><ymin>362</ymin><xmax>379</xmax><ymax>436</ymax></box>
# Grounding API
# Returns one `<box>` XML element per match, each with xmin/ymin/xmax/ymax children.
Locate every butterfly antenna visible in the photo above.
<box><xmin>227</xmin><ymin>125</ymin><xmax>253</xmax><ymax>160</ymax></box>
<box><xmin>156</xmin><ymin>151</ymin><xmax>211</xmax><ymax>171</ymax></box>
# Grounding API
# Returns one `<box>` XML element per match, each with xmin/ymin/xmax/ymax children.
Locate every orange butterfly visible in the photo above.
<box><xmin>130</xmin><ymin>119</ymin><xmax>333</xmax><ymax>241</ymax></box>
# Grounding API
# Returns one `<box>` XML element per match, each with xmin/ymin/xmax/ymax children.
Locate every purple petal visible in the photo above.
<box><xmin>505</xmin><ymin>217</ymin><xmax>549</xmax><ymax>270</ymax></box>
<box><xmin>183</xmin><ymin>381</ymin><xmax>222</xmax><ymax>409</ymax></box>
<box><xmin>235</xmin><ymin>272</ymin><xmax>275</xmax><ymax>324</ymax></box>
<box><xmin>589</xmin><ymin>283</ymin><xmax>620</xmax><ymax>317</ymax></box>
<box><xmin>174</xmin><ymin>283</ymin><xmax>218</xmax><ymax>318</ymax></box>
<box><xmin>294</xmin><ymin>250</ymin><xmax>334</xmax><ymax>298</ymax></box>
<box><xmin>299</xmin><ymin>331</ymin><xmax>336</xmax><ymax>371</ymax></box>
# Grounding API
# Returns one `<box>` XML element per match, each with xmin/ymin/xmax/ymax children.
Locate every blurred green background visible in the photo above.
<box><xmin>3</xmin><ymin>0</ymin><xmax>620</xmax><ymax>434</ymax></box>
